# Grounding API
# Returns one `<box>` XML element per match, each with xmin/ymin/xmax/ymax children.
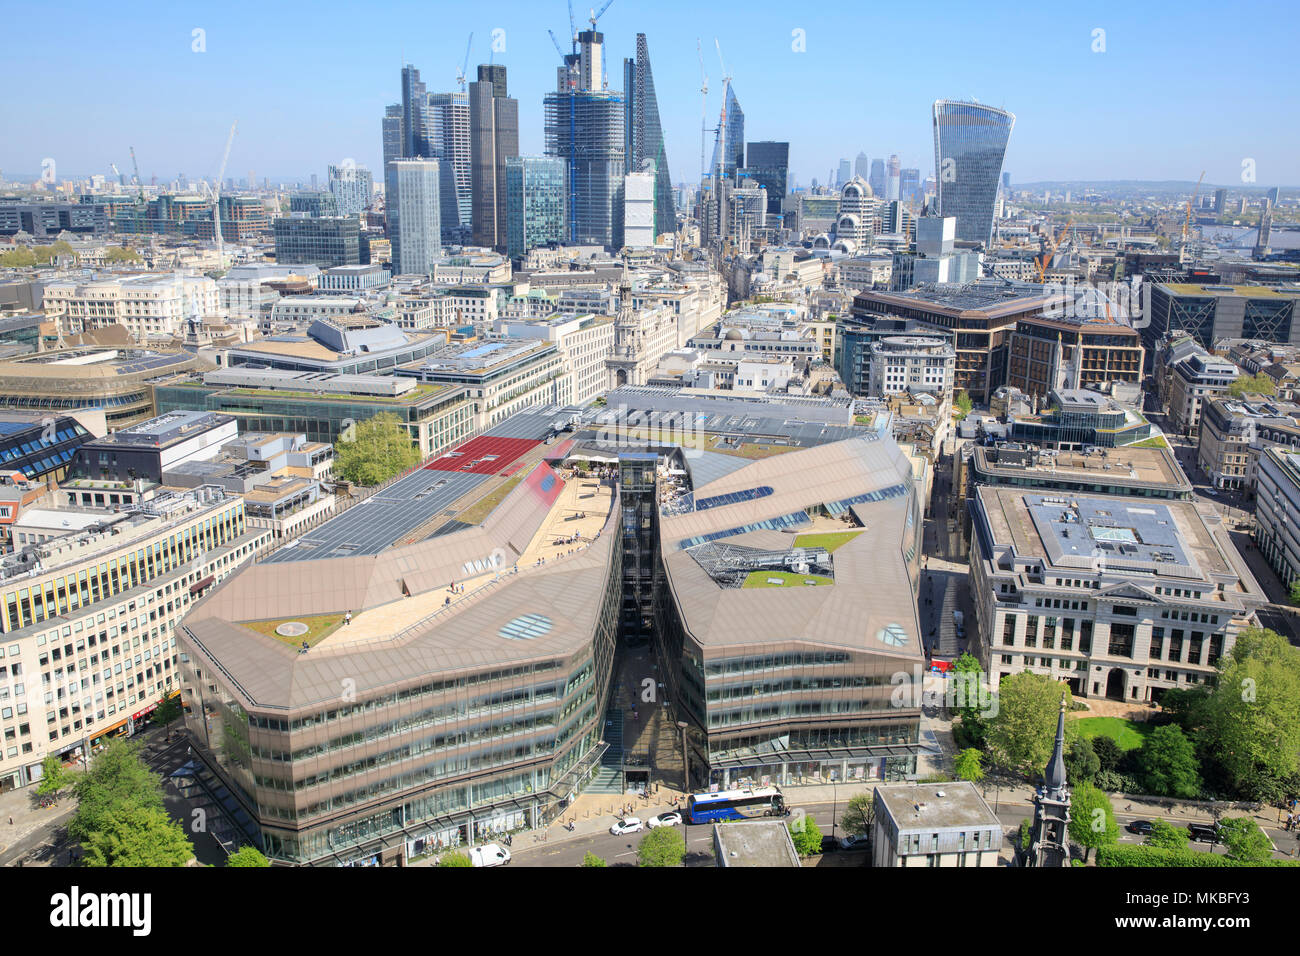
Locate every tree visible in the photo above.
<box><xmin>949</xmin><ymin>652</ymin><xmax>986</xmax><ymax>726</ymax></box>
<box><xmin>104</xmin><ymin>246</ymin><xmax>141</xmax><ymax>263</ymax></box>
<box><xmin>437</xmin><ymin>850</ymin><xmax>473</xmax><ymax>867</ymax></box>
<box><xmin>153</xmin><ymin>694</ymin><xmax>183</xmax><ymax>740</ymax></box>
<box><xmin>954</xmin><ymin>748</ymin><xmax>985</xmax><ymax>784</ymax></box>
<box><xmin>1138</xmin><ymin>725</ymin><xmax>1200</xmax><ymax>799</ymax></box>
<box><xmin>954</xmin><ymin>390</ymin><xmax>974</xmax><ymax>419</ymax></box>
<box><xmin>1291</xmin><ymin>580</ymin><xmax>1300</xmax><ymax>607</ymax></box>
<box><xmin>839</xmin><ymin>793</ymin><xmax>875</xmax><ymax>839</ymax></box>
<box><xmin>334</xmin><ymin>412</ymin><xmax>420</xmax><ymax>487</ymax></box>
<box><xmin>580</xmin><ymin>852</ymin><xmax>607</xmax><ymax>867</ymax></box>
<box><xmin>637</xmin><ymin>827</ymin><xmax>686</xmax><ymax>867</ymax></box>
<box><xmin>984</xmin><ymin>672</ymin><xmax>1071</xmax><ymax>775</ymax></box>
<box><xmin>1218</xmin><ymin>816</ymin><xmax>1273</xmax><ymax>863</ymax></box>
<box><xmin>1091</xmin><ymin>735</ymin><xmax>1123</xmax><ymax>774</ymax></box>
<box><xmin>68</xmin><ymin>740</ymin><xmax>166</xmax><ymax>845</ymax></box>
<box><xmin>1201</xmin><ymin>627</ymin><xmax>1300</xmax><ymax>800</ymax></box>
<box><xmin>35</xmin><ymin>754</ymin><xmax>74</xmax><ymax>799</ymax></box>
<box><xmin>787</xmin><ymin>815</ymin><xmax>823</xmax><ymax>858</ymax></box>
<box><xmin>1068</xmin><ymin>782</ymin><xmax>1119</xmax><ymax>864</ymax></box>
<box><xmin>0</xmin><ymin>248</ymin><xmax>36</xmax><ymax>267</ymax></box>
<box><xmin>1017</xmin><ymin>818</ymin><xmax>1033</xmax><ymax>854</ymax></box>
<box><xmin>1227</xmin><ymin>373</ymin><xmax>1277</xmax><ymax>398</ymax></box>
<box><xmin>226</xmin><ymin>846</ymin><xmax>271</xmax><ymax>867</ymax></box>
<box><xmin>81</xmin><ymin>804</ymin><xmax>193</xmax><ymax>867</ymax></box>
<box><xmin>1065</xmin><ymin>738</ymin><xmax>1100</xmax><ymax>787</ymax></box>
<box><xmin>1144</xmin><ymin>819</ymin><xmax>1189</xmax><ymax>851</ymax></box>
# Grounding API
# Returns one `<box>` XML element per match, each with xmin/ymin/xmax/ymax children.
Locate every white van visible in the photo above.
<box><xmin>469</xmin><ymin>843</ymin><xmax>511</xmax><ymax>867</ymax></box>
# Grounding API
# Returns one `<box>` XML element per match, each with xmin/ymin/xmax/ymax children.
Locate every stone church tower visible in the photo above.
<box><xmin>1027</xmin><ymin>698</ymin><xmax>1071</xmax><ymax>867</ymax></box>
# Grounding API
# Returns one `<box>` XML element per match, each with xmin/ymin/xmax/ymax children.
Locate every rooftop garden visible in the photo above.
<box><xmin>741</xmin><ymin>570</ymin><xmax>833</xmax><ymax>589</ymax></box>
<box><xmin>793</xmin><ymin>530</ymin><xmax>862</xmax><ymax>553</ymax></box>
<box><xmin>240</xmin><ymin>613</ymin><xmax>346</xmax><ymax>648</ymax></box>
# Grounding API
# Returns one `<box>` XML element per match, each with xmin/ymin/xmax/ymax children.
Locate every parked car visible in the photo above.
<box><xmin>647</xmin><ymin>811</ymin><xmax>682</xmax><ymax>829</ymax></box>
<box><xmin>819</xmin><ymin>835</ymin><xmax>840</xmax><ymax>854</ymax></box>
<box><xmin>1187</xmin><ymin>822</ymin><xmax>1222</xmax><ymax>843</ymax></box>
<box><xmin>468</xmin><ymin>843</ymin><xmax>511</xmax><ymax>867</ymax></box>
<box><xmin>839</xmin><ymin>834</ymin><xmax>871</xmax><ymax>851</ymax></box>
<box><xmin>1125</xmin><ymin>820</ymin><xmax>1154</xmax><ymax>835</ymax></box>
<box><xmin>610</xmin><ymin>817</ymin><xmax>644</xmax><ymax>836</ymax></box>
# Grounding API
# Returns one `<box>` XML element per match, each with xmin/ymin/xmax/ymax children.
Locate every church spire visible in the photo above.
<box><xmin>1044</xmin><ymin>696</ymin><xmax>1068</xmax><ymax>797</ymax></box>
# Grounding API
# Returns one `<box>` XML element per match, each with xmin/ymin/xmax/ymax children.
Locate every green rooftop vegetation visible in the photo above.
<box><xmin>1130</xmin><ymin>435</ymin><xmax>1169</xmax><ymax>449</ymax></box>
<box><xmin>241</xmin><ymin>613</ymin><xmax>346</xmax><ymax>648</ymax></box>
<box><xmin>456</xmin><ymin>473</ymin><xmax>526</xmax><ymax>526</ymax></box>
<box><xmin>742</xmin><ymin>570</ymin><xmax>833</xmax><ymax>589</ymax></box>
<box><xmin>793</xmin><ymin>531</ymin><xmax>862</xmax><ymax>553</ymax></box>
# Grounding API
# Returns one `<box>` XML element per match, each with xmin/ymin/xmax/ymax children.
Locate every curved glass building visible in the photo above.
<box><xmin>932</xmin><ymin>100</ymin><xmax>1015</xmax><ymax>245</ymax></box>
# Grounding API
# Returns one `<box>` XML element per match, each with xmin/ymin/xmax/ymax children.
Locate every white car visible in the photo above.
<box><xmin>610</xmin><ymin>817</ymin><xmax>644</xmax><ymax>835</ymax></box>
<box><xmin>647</xmin><ymin>811</ymin><xmax>682</xmax><ymax>829</ymax></box>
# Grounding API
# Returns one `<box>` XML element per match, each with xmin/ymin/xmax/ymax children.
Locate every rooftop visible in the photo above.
<box><xmin>972</xmin><ymin>444</ymin><xmax>1190</xmax><ymax>492</ymax></box>
<box><xmin>713</xmin><ymin>821</ymin><xmax>801</xmax><ymax>867</ymax></box>
<box><xmin>875</xmin><ymin>782</ymin><xmax>1000</xmax><ymax>832</ymax></box>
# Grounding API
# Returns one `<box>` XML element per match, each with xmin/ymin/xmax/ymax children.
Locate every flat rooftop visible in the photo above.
<box><xmin>94</xmin><ymin>410</ymin><xmax>234</xmax><ymax>448</ymax></box>
<box><xmin>972</xmin><ymin>445</ymin><xmax>1190</xmax><ymax>491</ymax></box>
<box><xmin>875</xmin><ymin>782</ymin><xmax>1000</xmax><ymax>832</ymax></box>
<box><xmin>713</xmin><ymin>821</ymin><xmax>801</xmax><ymax>867</ymax></box>
<box><xmin>1163</xmin><ymin>283</ymin><xmax>1299</xmax><ymax>298</ymax></box>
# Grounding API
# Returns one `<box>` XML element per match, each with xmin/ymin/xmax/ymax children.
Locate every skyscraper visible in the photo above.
<box><xmin>1001</xmin><ymin>171</ymin><xmax>1011</xmax><ymax>192</ymax></box>
<box><xmin>868</xmin><ymin>158</ymin><xmax>885</xmax><ymax>197</ymax></box>
<box><xmin>545</xmin><ymin>29</ymin><xmax>626</xmax><ymax>248</ymax></box>
<box><xmin>382</xmin><ymin>103</ymin><xmax>403</xmax><ymax>187</ymax></box>
<box><xmin>427</xmin><ymin>91</ymin><xmax>472</xmax><ymax>242</ymax></box>
<box><xmin>327</xmin><ymin>163</ymin><xmax>374</xmax><ymax>217</ymax></box>
<box><xmin>886</xmin><ymin>154</ymin><xmax>901</xmax><ymax>202</ymax></box>
<box><xmin>401</xmin><ymin>65</ymin><xmax>429</xmax><ymax>159</ymax></box>
<box><xmin>710</xmin><ymin>84</ymin><xmax>745</xmax><ymax>180</ymax></box>
<box><xmin>743</xmin><ymin>141</ymin><xmax>790</xmax><ymax>218</ymax></box>
<box><xmin>854</xmin><ymin>152</ymin><xmax>870</xmax><ymax>180</ymax></box>
<box><xmin>932</xmin><ymin>99</ymin><xmax>1015</xmax><ymax>244</ymax></box>
<box><xmin>836</xmin><ymin>158</ymin><xmax>851</xmax><ymax>188</ymax></box>
<box><xmin>505</xmin><ymin>157</ymin><xmax>567</xmax><ymax>259</ymax></box>
<box><xmin>623</xmin><ymin>33</ymin><xmax>675</xmax><ymax>238</ymax></box>
<box><xmin>900</xmin><ymin>168</ymin><xmax>920</xmax><ymax>205</ymax></box>
<box><xmin>388</xmin><ymin>159</ymin><xmax>442</xmax><ymax>275</ymax></box>
<box><xmin>469</xmin><ymin>65</ymin><xmax>519</xmax><ymax>251</ymax></box>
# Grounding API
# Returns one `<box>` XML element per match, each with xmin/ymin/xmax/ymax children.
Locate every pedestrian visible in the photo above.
<box><xmin>7</xmin><ymin>816</ymin><xmax>11</xmax><ymax>826</ymax></box>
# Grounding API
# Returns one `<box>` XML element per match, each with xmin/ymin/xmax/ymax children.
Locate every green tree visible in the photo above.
<box><xmin>0</xmin><ymin>247</ymin><xmax>37</xmax><ymax>267</ymax></box>
<box><xmin>954</xmin><ymin>748</ymin><xmax>985</xmax><ymax>784</ymax></box>
<box><xmin>35</xmin><ymin>754</ymin><xmax>74</xmax><ymax>799</ymax></box>
<box><xmin>81</xmin><ymin>804</ymin><xmax>193</xmax><ymax>867</ymax></box>
<box><xmin>334</xmin><ymin>412</ymin><xmax>420</xmax><ymax>487</ymax></box>
<box><xmin>1291</xmin><ymin>580</ymin><xmax>1300</xmax><ymax>607</ymax></box>
<box><xmin>1227</xmin><ymin>373</ymin><xmax>1277</xmax><ymax>398</ymax></box>
<box><xmin>437</xmin><ymin>850</ymin><xmax>473</xmax><ymax>867</ymax></box>
<box><xmin>839</xmin><ymin>792</ymin><xmax>875</xmax><ymax>839</ymax></box>
<box><xmin>1138</xmin><ymin>725</ymin><xmax>1200</xmax><ymax>799</ymax></box>
<box><xmin>1017</xmin><ymin>818</ymin><xmax>1033</xmax><ymax>854</ymax></box>
<box><xmin>637</xmin><ymin>827</ymin><xmax>686</xmax><ymax>867</ymax></box>
<box><xmin>580</xmin><ymin>852</ymin><xmax>607</xmax><ymax>867</ymax></box>
<box><xmin>954</xmin><ymin>390</ymin><xmax>974</xmax><ymax>419</ymax></box>
<box><xmin>1202</xmin><ymin>627</ymin><xmax>1300</xmax><ymax>800</ymax></box>
<box><xmin>949</xmin><ymin>652</ymin><xmax>986</xmax><ymax>726</ymax></box>
<box><xmin>787</xmin><ymin>815</ymin><xmax>823</xmax><ymax>858</ymax></box>
<box><xmin>984</xmin><ymin>672</ymin><xmax>1071</xmax><ymax>775</ymax></box>
<box><xmin>1218</xmin><ymin>816</ymin><xmax>1273</xmax><ymax>863</ymax></box>
<box><xmin>1144</xmin><ymin>819</ymin><xmax>1189</xmax><ymax>851</ymax></box>
<box><xmin>1065</xmin><ymin>738</ymin><xmax>1100</xmax><ymax>787</ymax></box>
<box><xmin>104</xmin><ymin>246</ymin><xmax>141</xmax><ymax>263</ymax></box>
<box><xmin>1068</xmin><ymin>782</ymin><xmax>1119</xmax><ymax>864</ymax></box>
<box><xmin>226</xmin><ymin>846</ymin><xmax>271</xmax><ymax>867</ymax></box>
<box><xmin>68</xmin><ymin>740</ymin><xmax>165</xmax><ymax>845</ymax></box>
<box><xmin>153</xmin><ymin>694</ymin><xmax>183</xmax><ymax>740</ymax></box>
<box><xmin>1091</xmin><ymin>735</ymin><xmax>1123</xmax><ymax>773</ymax></box>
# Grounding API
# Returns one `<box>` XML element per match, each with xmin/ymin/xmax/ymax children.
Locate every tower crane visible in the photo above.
<box><xmin>1035</xmin><ymin>218</ymin><xmax>1073</xmax><ymax>282</ymax></box>
<box><xmin>455</xmin><ymin>33</ymin><xmax>473</xmax><ymax>90</ymax></box>
<box><xmin>110</xmin><ymin>163</ymin><xmax>123</xmax><ymax>187</ymax></box>
<box><xmin>548</xmin><ymin>29</ymin><xmax>566</xmax><ymax>59</ymax></box>
<box><xmin>567</xmin><ymin>0</ymin><xmax>578</xmax><ymax>52</ymax></box>
<box><xmin>210</xmin><ymin>122</ymin><xmax>238</xmax><ymax>271</ymax></box>
<box><xmin>1179</xmin><ymin>170</ymin><xmax>1206</xmax><ymax>264</ymax></box>
<box><xmin>714</xmin><ymin>39</ymin><xmax>733</xmax><ymax>185</ymax></box>
<box><xmin>129</xmin><ymin>146</ymin><xmax>144</xmax><ymax>201</ymax></box>
<box><xmin>588</xmin><ymin>0</ymin><xmax>614</xmax><ymax>30</ymax></box>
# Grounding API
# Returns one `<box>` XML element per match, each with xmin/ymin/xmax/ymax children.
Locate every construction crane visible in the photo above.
<box><xmin>567</xmin><ymin>0</ymin><xmax>578</xmax><ymax>52</ymax></box>
<box><xmin>110</xmin><ymin>162</ymin><xmax>124</xmax><ymax>186</ymax></box>
<box><xmin>210</xmin><ymin>122</ymin><xmax>238</xmax><ymax>271</ymax></box>
<box><xmin>1179</xmin><ymin>170</ymin><xmax>1206</xmax><ymax>264</ymax></box>
<box><xmin>548</xmin><ymin>28</ymin><xmax>566</xmax><ymax>59</ymax></box>
<box><xmin>588</xmin><ymin>0</ymin><xmax>614</xmax><ymax>30</ymax></box>
<box><xmin>696</xmin><ymin>39</ymin><xmax>709</xmax><ymax>182</ymax></box>
<box><xmin>455</xmin><ymin>33</ymin><xmax>473</xmax><ymax>90</ymax></box>
<box><xmin>1034</xmin><ymin>218</ymin><xmax>1073</xmax><ymax>282</ymax></box>
<box><xmin>129</xmin><ymin>146</ymin><xmax>143</xmax><ymax>201</ymax></box>
<box><xmin>714</xmin><ymin>38</ymin><xmax>733</xmax><ymax>184</ymax></box>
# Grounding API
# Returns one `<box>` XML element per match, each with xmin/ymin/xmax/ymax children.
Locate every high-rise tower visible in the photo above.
<box><xmin>470</xmin><ymin>64</ymin><xmax>519</xmax><ymax>251</ymax></box>
<box><xmin>427</xmin><ymin>91</ymin><xmax>472</xmax><ymax>242</ymax></box>
<box><xmin>623</xmin><ymin>33</ymin><xmax>675</xmax><ymax>238</ymax></box>
<box><xmin>401</xmin><ymin>65</ymin><xmax>429</xmax><ymax>159</ymax></box>
<box><xmin>710</xmin><ymin>85</ymin><xmax>745</xmax><ymax>181</ymax></box>
<box><xmin>932</xmin><ymin>99</ymin><xmax>1015</xmax><ymax>245</ymax></box>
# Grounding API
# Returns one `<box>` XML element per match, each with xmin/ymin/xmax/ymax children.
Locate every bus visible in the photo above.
<box><xmin>684</xmin><ymin>786</ymin><xmax>787</xmax><ymax>824</ymax></box>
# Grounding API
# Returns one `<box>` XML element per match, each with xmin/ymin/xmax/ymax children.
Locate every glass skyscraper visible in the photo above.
<box><xmin>709</xmin><ymin>85</ymin><xmax>745</xmax><ymax>180</ymax></box>
<box><xmin>505</xmin><ymin>157</ymin><xmax>567</xmax><ymax>259</ymax></box>
<box><xmin>742</xmin><ymin>141</ymin><xmax>789</xmax><ymax>218</ymax></box>
<box><xmin>389</xmin><ymin>159</ymin><xmax>441</xmax><ymax>275</ymax></box>
<box><xmin>932</xmin><ymin>99</ymin><xmax>1015</xmax><ymax>244</ymax></box>
<box><xmin>623</xmin><ymin>33</ymin><xmax>675</xmax><ymax>237</ymax></box>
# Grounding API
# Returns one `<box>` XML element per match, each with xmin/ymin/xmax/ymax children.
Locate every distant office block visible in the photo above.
<box><xmin>933</xmin><ymin>99</ymin><xmax>1015</xmax><ymax>244</ymax></box>
<box><xmin>506</xmin><ymin>157</ymin><xmax>567</xmax><ymax>259</ymax></box>
<box><xmin>273</xmin><ymin>216</ymin><xmax>366</xmax><ymax>269</ymax></box>
<box><xmin>470</xmin><ymin>65</ymin><xmax>519</xmax><ymax>251</ymax></box>
<box><xmin>389</xmin><ymin>159</ymin><xmax>442</xmax><ymax>275</ymax></box>
<box><xmin>327</xmin><ymin>163</ymin><xmax>374</xmax><ymax>217</ymax></box>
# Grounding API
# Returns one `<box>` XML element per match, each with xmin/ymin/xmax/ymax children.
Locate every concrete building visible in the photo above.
<box><xmin>1008</xmin><ymin>388</ymin><xmax>1154</xmax><ymax>449</ymax></box>
<box><xmin>1197</xmin><ymin>396</ymin><xmax>1300</xmax><ymax>490</ymax></box>
<box><xmin>1006</xmin><ymin>312</ymin><xmax>1145</xmax><ymax>400</ymax></box>
<box><xmin>409</xmin><ymin>338</ymin><xmax>569</xmax><ymax>430</ymax></box>
<box><xmin>969</xmin><ymin>486</ymin><xmax>1265</xmax><ymax>701</ymax></box>
<box><xmin>326</xmin><ymin>163</ymin><xmax>374</xmax><ymax>217</ymax></box>
<box><xmin>1255</xmin><ymin>446</ymin><xmax>1300</xmax><ymax>591</ymax></box>
<box><xmin>469</xmin><ymin>65</ymin><xmax>519</xmax><ymax>251</ymax></box>
<box><xmin>41</xmin><ymin>273</ymin><xmax>219</xmax><ymax>343</ymax></box>
<box><xmin>220</xmin><ymin>315</ymin><xmax>445</xmax><ymax>376</ymax></box>
<box><xmin>495</xmin><ymin>313</ymin><xmax>615</xmax><ymax>406</ymax></box>
<box><xmin>273</xmin><ymin>216</ymin><xmax>368</xmax><ymax>269</ymax></box>
<box><xmin>1166</xmin><ymin>348</ymin><xmax>1241</xmax><ymax>437</ymax></box>
<box><xmin>872</xmin><ymin>782</ymin><xmax>1001</xmax><ymax>867</ymax></box>
<box><xmin>968</xmin><ymin>444</ymin><xmax>1193</xmax><ymax>501</ymax></box>
<box><xmin>67</xmin><ymin>411</ymin><xmax>238</xmax><ymax>485</ymax></box>
<box><xmin>713</xmin><ymin>820</ymin><xmax>800</xmax><ymax>867</ymax></box>
<box><xmin>389</xmin><ymin>159</ymin><xmax>443</xmax><ymax>276</ymax></box>
<box><xmin>621</xmin><ymin>170</ymin><xmax>656</xmax><ymax>250</ymax></box>
<box><xmin>867</xmin><ymin>335</ymin><xmax>956</xmax><ymax>398</ymax></box>
<box><xmin>0</xmin><ymin>487</ymin><xmax>270</xmax><ymax>791</ymax></box>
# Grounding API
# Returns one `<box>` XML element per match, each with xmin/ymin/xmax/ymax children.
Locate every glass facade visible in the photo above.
<box><xmin>505</xmin><ymin>157</ymin><xmax>567</xmax><ymax>260</ymax></box>
<box><xmin>272</xmin><ymin>216</ymin><xmax>366</xmax><ymax>269</ymax></box>
<box><xmin>932</xmin><ymin>100</ymin><xmax>1015</xmax><ymax>244</ymax></box>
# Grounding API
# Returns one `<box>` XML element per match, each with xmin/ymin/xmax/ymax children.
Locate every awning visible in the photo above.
<box><xmin>190</xmin><ymin>575</ymin><xmax>215</xmax><ymax>594</ymax></box>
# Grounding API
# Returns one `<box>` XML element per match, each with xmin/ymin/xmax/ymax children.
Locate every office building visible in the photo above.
<box><xmin>495</xmin><ymin>313</ymin><xmax>615</xmax><ymax>406</ymax></box>
<box><xmin>742</xmin><ymin>141</ymin><xmax>790</xmax><ymax>219</ymax></box>
<box><xmin>622</xmin><ymin>33</ymin><xmax>675</xmax><ymax>238</ymax></box>
<box><xmin>1008</xmin><ymin>387</ymin><xmax>1153</xmax><ymax>449</ymax></box>
<box><xmin>711</xmin><ymin>85</ymin><xmax>745</xmax><ymax>180</ymax></box>
<box><xmin>273</xmin><ymin>216</ymin><xmax>367</xmax><ymax>269</ymax></box>
<box><xmin>872</xmin><ymin>782</ymin><xmax>1001</xmax><ymax>868</ymax></box>
<box><xmin>867</xmin><ymin>335</ymin><xmax>956</xmax><ymax>397</ymax></box>
<box><xmin>969</xmin><ymin>486</ymin><xmax>1265</xmax><ymax>700</ymax></box>
<box><xmin>389</xmin><ymin>159</ymin><xmax>442</xmax><ymax>275</ymax></box>
<box><xmin>932</xmin><ymin>100</ymin><xmax>1015</xmax><ymax>244</ymax></box>
<box><xmin>1145</xmin><ymin>282</ymin><xmax>1300</xmax><ymax>352</ymax></box>
<box><xmin>381</xmin><ymin>104</ymin><xmax>403</xmax><ymax>189</ymax></box>
<box><xmin>967</xmin><ymin>443</ymin><xmax>1193</xmax><ymax>501</ymax></box>
<box><xmin>621</xmin><ymin>169</ymin><xmax>656</xmax><ymax>249</ymax></box>
<box><xmin>901</xmin><ymin>168</ymin><xmax>920</xmax><ymax>205</ymax></box>
<box><xmin>469</xmin><ymin>65</ymin><xmax>519</xmax><ymax>251</ymax></box>
<box><xmin>426</xmin><ymin>91</ymin><xmax>472</xmax><ymax>241</ymax></box>
<box><xmin>327</xmin><ymin>163</ymin><xmax>374</xmax><ymax>217</ymax></box>
<box><xmin>1166</xmin><ymin>347</ymin><xmax>1241</xmax><ymax>436</ymax></box>
<box><xmin>886</xmin><ymin>154</ymin><xmax>901</xmax><ymax>202</ymax></box>
<box><xmin>544</xmin><ymin>30</ymin><xmax>626</xmax><ymax>249</ymax></box>
<box><xmin>836</xmin><ymin>159</ymin><xmax>851</xmax><ymax>188</ymax></box>
<box><xmin>401</xmin><ymin>65</ymin><xmax>429</xmax><ymax>159</ymax></box>
<box><xmin>1006</xmin><ymin>312</ymin><xmax>1145</xmax><ymax>399</ymax></box>
<box><xmin>505</xmin><ymin>157</ymin><xmax>567</xmax><ymax>260</ymax></box>
<box><xmin>1197</xmin><ymin>396</ymin><xmax>1300</xmax><ymax>490</ymax></box>
<box><xmin>289</xmin><ymin>192</ymin><xmax>338</xmax><ymax>217</ymax></box>
<box><xmin>1255</xmin><ymin>446</ymin><xmax>1300</xmax><ymax>591</ymax></box>
<box><xmin>868</xmin><ymin>159</ymin><xmax>885</xmax><ymax>198</ymax></box>
<box><xmin>0</xmin><ymin>201</ymin><xmax>110</xmax><ymax>238</ymax></box>
<box><xmin>854</xmin><ymin>152</ymin><xmax>870</xmax><ymax>180</ymax></box>
<box><xmin>408</xmin><ymin>338</ymin><xmax>568</xmax><ymax>431</ymax></box>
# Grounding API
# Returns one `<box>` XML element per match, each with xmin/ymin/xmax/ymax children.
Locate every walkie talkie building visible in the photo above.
<box><xmin>932</xmin><ymin>100</ymin><xmax>1015</xmax><ymax>245</ymax></box>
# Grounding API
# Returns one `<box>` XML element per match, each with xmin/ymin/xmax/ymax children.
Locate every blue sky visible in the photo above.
<box><xmin>3</xmin><ymin>0</ymin><xmax>1297</xmax><ymax>188</ymax></box>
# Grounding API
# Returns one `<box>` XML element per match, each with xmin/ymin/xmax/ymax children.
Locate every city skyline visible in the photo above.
<box><xmin>4</xmin><ymin>0</ymin><xmax>1300</xmax><ymax>189</ymax></box>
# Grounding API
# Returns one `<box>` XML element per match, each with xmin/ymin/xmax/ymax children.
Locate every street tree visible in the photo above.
<box><xmin>81</xmin><ymin>804</ymin><xmax>194</xmax><ymax>867</ymax></box>
<box><xmin>67</xmin><ymin>740</ymin><xmax>166</xmax><ymax>845</ymax></box>
<box><xmin>984</xmin><ymin>672</ymin><xmax>1071</xmax><ymax>776</ymax></box>
<box><xmin>334</xmin><ymin>412</ymin><xmax>420</xmax><ymax>487</ymax></box>
<box><xmin>1068</xmin><ymin>782</ymin><xmax>1119</xmax><ymax>864</ymax></box>
<box><xmin>954</xmin><ymin>748</ymin><xmax>985</xmax><ymax>784</ymax></box>
<box><xmin>787</xmin><ymin>815</ymin><xmax>823</xmax><ymax>858</ymax></box>
<box><xmin>35</xmin><ymin>754</ymin><xmax>75</xmax><ymax>799</ymax></box>
<box><xmin>839</xmin><ymin>793</ymin><xmax>875</xmax><ymax>839</ymax></box>
<box><xmin>580</xmin><ymin>852</ymin><xmax>607</xmax><ymax>867</ymax></box>
<box><xmin>1144</xmin><ymin>819</ymin><xmax>1189</xmax><ymax>851</ymax></box>
<box><xmin>153</xmin><ymin>694</ymin><xmax>183</xmax><ymax>741</ymax></box>
<box><xmin>637</xmin><ymin>827</ymin><xmax>686</xmax><ymax>867</ymax></box>
<box><xmin>1218</xmin><ymin>816</ymin><xmax>1273</xmax><ymax>863</ymax></box>
<box><xmin>226</xmin><ymin>846</ymin><xmax>271</xmax><ymax>867</ymax></box>
<box><xmin>1137</xmin><ymin>725</ymin><xmax>1200</xmax><ymax>799</ymax></box>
